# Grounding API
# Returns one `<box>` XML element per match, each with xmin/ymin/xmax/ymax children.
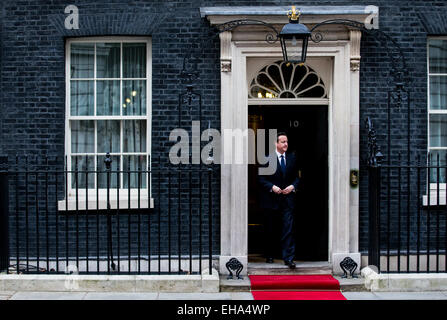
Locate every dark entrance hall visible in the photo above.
<box><xmin>248</xmin><ymin>105</ymin><xmax>329</xmax><ymax>262</ymax></box>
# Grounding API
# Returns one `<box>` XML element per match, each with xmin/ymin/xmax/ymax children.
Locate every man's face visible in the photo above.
<box><xmin>276</xmin><ymin>135</ymin><xmax>288</xmax><ymax>154</ymax></box>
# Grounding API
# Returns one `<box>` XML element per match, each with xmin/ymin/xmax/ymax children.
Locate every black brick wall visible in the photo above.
<box><xmin>1</xmin><ymin>0</ymin><xmax>447</xmax><ymax>261</ymax></box>
<box><xmin>0</xmin><ymin>1</ymin><xmax>4</xmax><ymax>155</ymax></box>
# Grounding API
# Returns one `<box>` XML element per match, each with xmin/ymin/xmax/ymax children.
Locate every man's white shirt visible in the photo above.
<box><xmin>276</xmin><ymin>150</ymin><xmax>286</xmax><ymax>166</ymax></box>
<box><xmin>271</xmin><ymin>150</ymin><xmax>295</xmax><ymax>193</ymax></box>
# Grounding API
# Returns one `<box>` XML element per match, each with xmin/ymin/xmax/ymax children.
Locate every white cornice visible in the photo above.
<box><xmin>200</xmin><ymin>5</ymin><xmax>378</xmax><ymax>25</ymax></box>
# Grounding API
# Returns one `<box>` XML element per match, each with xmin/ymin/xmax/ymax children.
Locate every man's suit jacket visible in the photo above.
<box><xmin>258</xmin><ymin>152</ymin><xmax>300</xmax><ymax>210</ymax></box>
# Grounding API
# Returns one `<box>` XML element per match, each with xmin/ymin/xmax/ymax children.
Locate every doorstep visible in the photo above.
<box><xmin>220</xmin><ymin>261</ymin><xmax>366</xmax><ymax>292</ymax></box>
<box><xmin>247</xmin><ymin>260</ymin><xmax>333</xmax><ymax>275</ymax></box>
<box><xmin>220</xmin><ymin>276</ymin><xmax>251</xmax><ymax>292</ymax></box>
<box><xmin>334</xmin><ymin>276</ymin><xmax>367</xmax><ymax>292</ymax></box>
<box><xmin>220</xmin><ymin>276</ymin><xmax>366</xmax><ymax>292</ymax></box>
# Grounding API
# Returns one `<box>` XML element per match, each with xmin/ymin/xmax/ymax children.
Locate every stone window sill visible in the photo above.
<box><xmin>423</xmin><ymin>193</ymin><xmax>446</xmax><ymax>206</ymax></box>
<box><xmin>58</xmin><ymin>192</ymin><xmax>154</xmax><ymax>211</ymax></box>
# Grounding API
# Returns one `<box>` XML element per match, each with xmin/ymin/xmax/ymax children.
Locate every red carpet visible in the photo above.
<box><xmin>251</xmin><ymin>291</ymin><xmax>346</xmax><ymax>300</ymax></box>
<box><xmin>249</xmin><ymin>275</ymin><xmax>346</xmax><ymax>300</ymax></box>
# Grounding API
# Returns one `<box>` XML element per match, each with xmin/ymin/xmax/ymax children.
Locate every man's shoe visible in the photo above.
<box><xmin>284</xmin><ymin>260</ymin><xmax>296</xmax><ymax>269</ymax></box>
<box><xmin>266</xmin><ymin>257</ymin><xmax>274</xmax><ymax>263</ymax></box>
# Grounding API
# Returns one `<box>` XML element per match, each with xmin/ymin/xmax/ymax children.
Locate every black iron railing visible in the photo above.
<box><xmin>0</xmin><ymin>154</ymin><xmax>217</xmax><ymax>275</ymax></box>
<box><xmin>368</xmin><ymin>153</ymin><xmax>447</xmax><ymax>273</ymax></box>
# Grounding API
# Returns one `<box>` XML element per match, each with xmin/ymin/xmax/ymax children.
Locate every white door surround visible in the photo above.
<box><xmin>201</xmin><ymin>6</ymin><xmax>371</xmax><ymax>275</ymax></box>
<box><xmin>246</xmin><ymin>56</ymin><xmax>331</xmax><ymax>263</ymax></box>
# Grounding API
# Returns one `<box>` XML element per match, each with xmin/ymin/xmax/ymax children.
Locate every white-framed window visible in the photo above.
<box><xmin>426</xmin><ymin>37</ymin><xmax>447</xmax><ymax>205</ymax></box>
<box><xmin>248</xmin><ymin>61</ymin><xmax>328</xmax><ymax>99</ymax></box>
<box><xmin>60</xmin><ymin>37</ymin><xmax>152</xmax><ymax>210</ymax></box>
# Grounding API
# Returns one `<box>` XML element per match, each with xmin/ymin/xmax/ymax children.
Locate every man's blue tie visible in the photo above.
<box><xmin>280</xmin><ymin>155</ymin><xmax>286</xmax><ymax>174</ymax></box>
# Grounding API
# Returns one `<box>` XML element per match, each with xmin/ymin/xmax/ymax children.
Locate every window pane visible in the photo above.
<box><xmin>123</xmin><ymin>43</ymin><xmax>146</xmax><ymax>78</ymax></box>
<box><xmin>97</xmin><ymin>80</ymin><xmax>120</xmax><ymax>115</ymax></box>
<box><xmin>430</xmin><ymin>114</ymin><xmax>447</xmax><ymax>147</ymax></box>
<box><xmin>250</xmin><ymin>86</ymin><xmax>278</xmax><ymax>99</ymax></box>
<box><xmin>97</xmin><ymin>120</ymin><xmax>120</xmax><ymax>153</ymax></box>
<box><xmin>122</xmin><ymin>80</ymin><xmax>146</xmax><ymax>115</ymax></box>
<box><xmin>96</xmin><ymin>43</ymin><xmax>120</xmax><ymax>78</ymax></box>
<box><xmin>97</xmin><ymin>155</ymin><xmax>120</xmax><ymax>188</ymax></box>
<box><xmin>70</xmin><ymin>43</ymin><xmax>94</xmax><ymax>78</ymax></box>
<box><xmin>429</xmin><ymin>39</ymin><xmax>447</xmax><ymax>74</ymax></box>
<box><xmin>71</xmin><ymin>156</ymin><xmax>95</xmax><ymax>189</ymax></box>
<box><xmin>123</xmin><ymin>155</ymin><xmax>147</xmax><ymax>188</ymax></box>
<box><xmin>123</xmin><ymin>120</ymin><xmax>146</xmax><ymax>152</ymax></box>
<box><xmin>430</xmin><ymin>76</ymin><xmax>447</xmax><ymax>110</ymax></box>
<box><xmin>429</xmin><ymin>150</ymin><xmax>447</xmax><ymax>183</ymax></box>
<box><xmin>71</xmin><ymin>120</ymin><xmax>95</xmax><ymax>153</ymax></box>
<box><xmin>283</xmin><ymin>37</ymin><xmax>304</xmax><ymax>64</ymax></box>
<box><xmin>71</xmin><ymin>81</ymin><xmax>94</xmax><ymax>116</ymax></box>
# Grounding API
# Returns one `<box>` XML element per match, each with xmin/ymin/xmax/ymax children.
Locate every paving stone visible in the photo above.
<box><xmin>0</xmin><ymin>291</ymin><xmax>15</xmax><ymax>299</ymax></box>
<box><xmin>372</xmin><ymin>291</ymin><xmax>447</xmax><ymax>300</ymax></box>
<box><xmin>157</xmin><ymin>292</ymin><xmax>232</xmax><ymax>300</ymax></box>
<box><xmin>341</xmin><ymin>292</ymin><xmax>381</xmax><ymax>300</ymax></box>
<box><xmin>9</xmin><ymin>292</ymin><xmax>87</xmax><ymax>300</ymax></box>
<box><xmin>83</xmin><ymin>292</ymin><xmax>159</xmax><ymax>300</ymax></box>
<box><xmin>343</xmin><ymin>291</ymin><xmax>447</xmax><ymax>300</ymax></box>
<box><xmin>229</xmin><ymin>292</ymin><xmax>254</xmax><ymax>300</ymax></box>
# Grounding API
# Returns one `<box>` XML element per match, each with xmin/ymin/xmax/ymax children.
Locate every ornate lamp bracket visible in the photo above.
<box><xmin>215</xmin><ymin>19</ymin><xmax>280</xmax><ymax>44</ymax></box>
<box><xmin>308</xmin><ymin>19</ymin><xmax>409</xmax><ymax>88</ymax></box>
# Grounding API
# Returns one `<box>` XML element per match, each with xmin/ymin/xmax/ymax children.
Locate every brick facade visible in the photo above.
<box><xmin>1</xmin><ymin>0</ymin><xmax>446</xmax><ymax>260</ymax></box>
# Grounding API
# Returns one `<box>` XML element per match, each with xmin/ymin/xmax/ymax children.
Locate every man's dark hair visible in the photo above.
<box><xmin>277</xmin><ymin>131</ymin><xmax>288</xmax><ymax>142</ymax></box>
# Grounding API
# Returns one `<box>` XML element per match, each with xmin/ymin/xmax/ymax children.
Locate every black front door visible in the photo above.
<box><xmin>248</xmin><ymin>105</ymin><xmax>329</xmax><ymax>261</ymax></box>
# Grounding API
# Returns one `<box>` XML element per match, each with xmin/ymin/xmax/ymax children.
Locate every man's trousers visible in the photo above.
<box><xmin>263</xmin><ymin>201</ymin><xmax>295</xmax><ymax>262</ymax></box>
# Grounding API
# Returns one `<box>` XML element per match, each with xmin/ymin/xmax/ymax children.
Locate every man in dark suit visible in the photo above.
<box><xmin>258</xmin><ymin>132</ymin><xmax>300</xmax><ymax>269</ymax></box>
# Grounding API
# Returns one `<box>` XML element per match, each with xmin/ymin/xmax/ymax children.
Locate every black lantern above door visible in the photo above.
<box><xmin>279</xmin><ymin>6</ymin><xmax>311</xmax><ymax>64</ymax></box>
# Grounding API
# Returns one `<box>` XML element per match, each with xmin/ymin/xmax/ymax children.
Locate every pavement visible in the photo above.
<box><xmin>2</xmin><ymin>271</ymin><xmax>447</xmax><ymax>300</ymax></box>
<box><xmin>0</xmin><ymin>291</ymin><xmax>253</xmax><ymax>300</ymax></box>
<box><xmin>2</xmin><ymin>290</ymin><xmax>447</xmax><ymax>300</ymax></box>
<box><xmin>342</xmin><ymin>291</ymin><xmax>447</xmax><ymax>300</ymax></box>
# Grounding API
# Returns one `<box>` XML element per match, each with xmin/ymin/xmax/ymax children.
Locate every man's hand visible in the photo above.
<box><xmin>282</xmin><ymin>185</ymin><xmax>295</xmax><ymax>195</ymax></box>
<box><xmin>272</xmin><ymin>185</ymin><xmax>282</xmax><ymax>194</ymax></box>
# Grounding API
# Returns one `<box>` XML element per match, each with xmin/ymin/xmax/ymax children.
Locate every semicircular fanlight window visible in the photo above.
<box><xmin>249</xmin><ymin>61</ymin><xmax>327</xmax><ymax>99</ymax></box>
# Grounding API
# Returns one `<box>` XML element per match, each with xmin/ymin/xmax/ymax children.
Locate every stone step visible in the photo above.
<box><xmin>219</xmin><ymin>277</ymin><xmax>251</xmax><ymax>292</ymax></box>
<box><xmin>220</xmin><ymin>276</ymin><xmax>369</xmax><ymax>292</ymax></box>
<box><xmin>247</xmin><ymin>267</ymin><xmax>332</xmax><ymax>275</ymax></box>
<box><xmin>336</xmin><ymin>276</ymin><xmax>367</xmax><ymax>292</ymax></box>
<box><xmin>220</xmin><ymin>260</ymin><xmax>367</xmax><ymax>292</ymax></box>
<box><xmin>247</xmin><ymin>260</ymin><xmax>333</xmax><ymax>275</ymax></box>
<box><xmin>220</xmin><ymin>275</ymin><xmax>367</xmax><ymax>293</ymax></box>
